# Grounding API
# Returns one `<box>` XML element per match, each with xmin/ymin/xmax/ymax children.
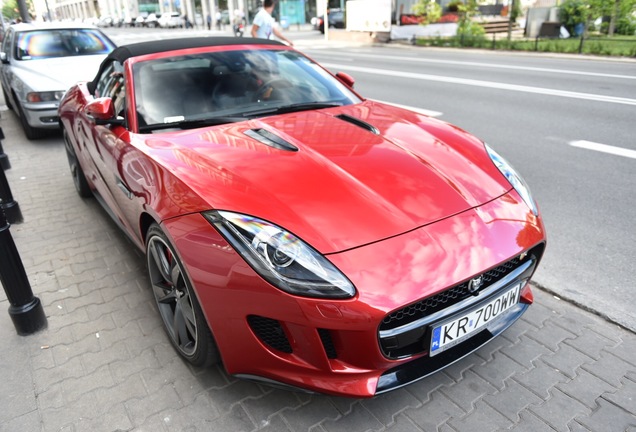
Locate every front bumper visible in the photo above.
<box><xmin>22</xmin><ymin>101</ymin><xmax>60</xmax><ymax>129</ymax></box>
<box><xmin>164</xmin><ymin>190</ymin><xmax>546</xmax><ymax>397</ymax></box>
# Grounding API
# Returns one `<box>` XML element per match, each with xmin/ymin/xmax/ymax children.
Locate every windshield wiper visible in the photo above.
<box><xmin>139</xmin><ymin>116</ymin><xmax>245</xmax><ymax>132</ymax></box>
<box><xmin>243</xmin><ymin>102</ymin><xmax>343</xmax><ymax>117</ymax></box>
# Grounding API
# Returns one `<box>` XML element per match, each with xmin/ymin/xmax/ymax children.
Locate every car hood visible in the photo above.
<box><xmin>11</xmin><ymin>56</ymin><xmax>106</xmax><ymax>91</ymax></box>
<box><xmin>143</xmin><ymin>101</ymin><xmax>511</xmax><ymax>253</ymax></box>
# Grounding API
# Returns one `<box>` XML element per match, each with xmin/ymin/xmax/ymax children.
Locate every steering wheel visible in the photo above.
<box><xmin>253</xmin><ymin>78</ymin><xmax>290</xmax><ymax>102</ymax></box>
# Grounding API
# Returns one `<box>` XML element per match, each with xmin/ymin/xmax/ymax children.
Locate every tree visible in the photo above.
<box><xmin>2</xmin><ymin>0</ymin><xmax>34</xmax><ymax>21</ymax></box>
<box><xmin>560</xmin><ymin>0</ymin><xmax>636</xmax><ymax>37</ymax></box>
<box><xmin>608</xmin><ymin>0</ymin><xmax>636</xmax><ymax>36</ymax></box>
<box><xmin>456</xmin><ymin>0</ymin><xmax>485</xmax><ymax>38</ymax></box>
<box><xmin>558</xmin><ymin>0</ymin><xmax>591</xmax><ymax>36</ymax></box>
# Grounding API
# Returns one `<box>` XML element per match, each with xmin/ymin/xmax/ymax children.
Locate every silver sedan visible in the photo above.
<box><xmin>0</xmin><ymin>22</ymin><xmax>115</xmax><ymax>139</ymax></box>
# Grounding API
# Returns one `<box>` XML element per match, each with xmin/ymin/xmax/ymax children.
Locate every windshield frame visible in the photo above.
<box><xmin>130</xmin><ymin>46</ymin><xmax>363</xmax><ymax>133</ymax></box>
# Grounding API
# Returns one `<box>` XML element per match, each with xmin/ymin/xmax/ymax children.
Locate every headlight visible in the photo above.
<box><xmin>204</xmin><ymin>211</ymin><xmax>356</xmax><ymax>299</ymax></box>
<box><xmin>485</xmin><ymin>144</ymin><xmax>538</xmax><ymax>216</ymax></box>
<box><xmin>26</xmin><ymin>91</ymin><xmax>65</xmax><ymax>103</ymax></box>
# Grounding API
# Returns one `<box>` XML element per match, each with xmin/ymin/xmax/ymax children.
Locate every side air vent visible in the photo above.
<box><xmin>247</xmin><ymin>315</ymin><xmax>293</xmax><ymax>353</ymax></box>
<box><xmin>244</xmin><ymin>129</ymin><xmax>298</xmax><ymax>151</ymax></box>
<box><xmin>318</xmin><ymin>328</ymin><xmax>338</xmax><ymax>359</ymax></box>
<box><xmin>335</xmin><ymin>114</ymin><xmax>380</xmax><ymax>135</ymax></box>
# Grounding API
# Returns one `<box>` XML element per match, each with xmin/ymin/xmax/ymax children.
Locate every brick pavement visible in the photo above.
<box><xmin>0</xmin><ymin>103</ymin><xmax>635</xmax><ymax>432</ymax></box>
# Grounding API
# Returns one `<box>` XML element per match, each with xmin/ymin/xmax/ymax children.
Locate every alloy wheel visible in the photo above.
<box><xmin>147</xmin><ymin>235</ymin><xmax>198</xmax><ymax>357</ymax></box>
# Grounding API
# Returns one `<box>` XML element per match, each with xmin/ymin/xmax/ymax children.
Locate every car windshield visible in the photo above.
<box><xmin>15</xmin><ymin>29</ymin><xmax>115</xmax><ymax>60</ymax></box>
<box><xmin>132</xmin><ymin>48</ymin><xmax>362</xmax><ymax>131</ymax></box>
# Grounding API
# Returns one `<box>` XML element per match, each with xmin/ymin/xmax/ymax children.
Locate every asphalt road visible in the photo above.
<box><xmin>47</xmin><ymin>27</ymin><xmax>636</xmax><ymax>331</ymax></box>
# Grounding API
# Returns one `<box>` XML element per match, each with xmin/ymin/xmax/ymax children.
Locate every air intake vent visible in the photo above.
<box><xmin>244</xmin><ymin>129</ymin><xmax>298</xmax><ymax>151</ymax></box>
<box><xmin>335</xmin><ymin>114</ymin><xmax>379</xmax><ymax>135</ymax></box>
<box><xmin>318</xmin><ymin>329</ymin><xmax>337</xmax><ymax>359</ymax></box>
<box><xmin>247</xmin><ymin>315</ymin><xmax>293</xmax><ymax>353</ymax></box>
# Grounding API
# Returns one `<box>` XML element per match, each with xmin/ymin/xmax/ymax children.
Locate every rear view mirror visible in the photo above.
<box><xmin>336</xmin><ymin>72</ymin><xmax>355</xmax><ymax>89</ymax></box>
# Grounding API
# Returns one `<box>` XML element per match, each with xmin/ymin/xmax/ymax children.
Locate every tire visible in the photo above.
<box><xmin>146</xmin><ymin>224</ymin><xmax>220</xmax><ymax>367</ymax></box>
<box><xmin>63</xmin><ymin>129</ymin><xmax>92</xmax><ymax>198</ymax></box>
<box><xmin>16</xmin><ymin>99</ymin><xmax>46</xmax><ymax>140</ymax></box>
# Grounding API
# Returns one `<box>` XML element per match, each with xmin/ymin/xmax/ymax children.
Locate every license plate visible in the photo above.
<box><xmin>429</xmin><ymin>282</ymin><xmax>522</xmax><ymax>356</ymax></box>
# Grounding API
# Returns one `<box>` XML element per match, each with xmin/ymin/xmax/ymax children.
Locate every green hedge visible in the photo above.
<box><xmin>414</xmin><ymin>35</ymin><xmax>636</xmax><ymax>57</ymax></box>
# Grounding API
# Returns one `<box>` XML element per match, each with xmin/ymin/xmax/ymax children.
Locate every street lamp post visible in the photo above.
<box><xmin>17</xmin><ymin>0</ymin><xmax>32</xmax><ymax>22</ymax></box>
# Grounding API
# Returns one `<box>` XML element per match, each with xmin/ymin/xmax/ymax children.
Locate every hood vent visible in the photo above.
<box><xmin>335</xmin><ymin>114</ymin><xmax>380</xmax><ymax>135</ymax></box>
<box><xmin>244</xmin><ymin>128</ymin><xmax>298</xmax><ymax>152</ymax></box>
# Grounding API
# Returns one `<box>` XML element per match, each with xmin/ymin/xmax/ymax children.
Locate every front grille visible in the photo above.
<box><xmin>247</xmin><ymin>315</ymin><xmax>292</xmax><ymax>353</ymax></box>
<box><xmin>380</xmin><ymin>252</ymin><xmax>531</xmax><ymax>332</ymax></box>
<box><xmin>378</xmin><ymin>243</ymin><xmax>545</xmax><ymax>359</ymax></box>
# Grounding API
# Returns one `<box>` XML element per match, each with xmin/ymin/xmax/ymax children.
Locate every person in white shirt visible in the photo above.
<box><xmin>251</xmin><ymin>0</ymin><xmax>293</xmax><ymax>45</ymax></box>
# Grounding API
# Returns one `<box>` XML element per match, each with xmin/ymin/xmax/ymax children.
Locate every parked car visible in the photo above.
<box><xmin>144</xmin><ymin>13</ymin><xmax>159</xmax><ymax>28</ymax></box>
<box><xmin>123</xmin><ymin>16</ymin><xmax>135</xmax><ymax>27</ymax></box>
<box><xmin>158</xmin><ymin>12</ymin><xmax>182</xmax><ymax>28</ymax></box>
<box><xmin>312</xmin><ymin>8</ymin><xmax>345</xmax><ymax>33</ymax></box>
<box><xmin>134</xmin><ymin>14</ymin><xmax>146</xmax><ymax>27</ymax></box>
<box><xmin>97</xmin><ymin>16</ymin><xmax>115</xmax><ymax>27</ymax></box>
<box><xmin>0</xmin><ymin>22</ymin><xmax>116</xmax><ymax>139</ymax></box>
<box><xmin>58</xmin><ymin>37</ymin><xmax>546</xmax><ymax>397</ymax></box>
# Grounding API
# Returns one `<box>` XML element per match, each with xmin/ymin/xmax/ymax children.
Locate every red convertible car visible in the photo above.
<box><xmin>58</xmin><ymin>37</ymin><xmax>546</xmax><ymax>397</ymax></box>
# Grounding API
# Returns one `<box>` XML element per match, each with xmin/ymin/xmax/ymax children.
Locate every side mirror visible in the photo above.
<box><xmin>336</xmin><ymin>72</ymin><xmax>355</xmax><ymax>89</ymax></box>
<box><xmin>85</xmin><ymin>97</ymin><xmax>124</xmax><ymax>125</ymax></box>
<box><xmin>0</xmin><ymin>52</ymin><xmax>8</xmax><ymax>64</ymax></box>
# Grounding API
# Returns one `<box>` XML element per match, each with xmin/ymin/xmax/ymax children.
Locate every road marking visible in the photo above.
<box><xmin>321</xmin><ymin>62</ymin><xmax>636</xmax><ymax>106</ymax></box>
<box><xmin>313</xmin><ymin>51</ymin><xmax>636</xmax><ymax>80</ymax></box>
<box><xmin>372</xmin><ymin>100</ymin><xmax>443</xmax><ymax>117</ymax></box>
<box><xmin>569</xmin><ymin>140</ymin><xmax>636</xmax><ymax>159</ymax></box>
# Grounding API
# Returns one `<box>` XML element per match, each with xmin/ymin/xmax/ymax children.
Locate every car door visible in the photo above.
<box><xmin>77</xmin><ymin>60</ymin><xmax>145</xmax><ymax>246</ymax></box>
<box><xmin>92</xmin><ymin>60</ymin><xmax>160</xmax><ymax>248</ymax></box>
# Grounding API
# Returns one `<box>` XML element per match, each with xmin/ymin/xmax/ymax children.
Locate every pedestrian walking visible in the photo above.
<box><xmin>251</xmin><ymin>0</ymin><xmax>293</xmax><ymax>45</ymax></box>
<box><xmin>207</xmin><ymin>14</ymin><xmax>211</xmax><ymax>30</ymax></box>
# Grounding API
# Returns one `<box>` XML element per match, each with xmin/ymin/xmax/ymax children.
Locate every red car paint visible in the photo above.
<box><xmin>59</xmin><ymin>39</ymin><xmax>546</xmax><ymax>397</ymax></box>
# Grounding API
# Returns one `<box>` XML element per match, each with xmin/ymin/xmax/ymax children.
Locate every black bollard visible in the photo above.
<box><xmin>0</xmin><ymin>202</ymin><xmax>47</xmax><ymax>335</ymax></box>
<box><xmin>0</xmin><ymin>127</ymin><xmax>9</xmax><ymax>170</ymax></box>
<box><xmin>0</xmin><ymin>161</ymin><xmax>22</xmax><ymax>224</ymax></box>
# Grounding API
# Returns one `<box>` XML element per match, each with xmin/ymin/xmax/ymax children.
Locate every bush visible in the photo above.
<box><xmin>457</xmin><ymin>0</ymin><xmax>486</xmax><ymax>38</ymax></box>
<box><xmin>616</xmin><ymin>17</ymin><xmax>636</xmax><ymax>35</ymax></box>
<box><xmin>414</xmin><ymin>34</ymin><xmax>636</xmax><ymax>57</ymax></box>
<box><xmin>559</xmin><ymin>0</ymin><xmax>590</xmax><ymax>35</ymax></box>
<box><xmin>412</xmin><ymin>0</ymin><xmax>442</xmax><ymax>25</ymax></box>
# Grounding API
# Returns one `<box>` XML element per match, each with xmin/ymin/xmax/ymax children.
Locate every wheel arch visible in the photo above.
<box><xmin>140</xmin><ymin>212</ymin><xmax>159</xmax><ymax>247</ymax></box>
<box><xmin>10</xmin><ymin>87</ymin><xmax>23</xmax><ymax>107</ymax></box>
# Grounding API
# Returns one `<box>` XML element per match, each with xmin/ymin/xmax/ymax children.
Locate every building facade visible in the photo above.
<box><xmin>38</xmin><ymin>0</ymin><xmax>317</xmax><ymax>26</ymax></box>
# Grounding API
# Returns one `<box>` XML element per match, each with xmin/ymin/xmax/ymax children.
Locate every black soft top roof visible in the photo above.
<box><xmin>107</xmin><ymin>37</ymin><xmax>284</xmax><ymax>63</ymax></box>
<box><xmin>88</xmin><ymin>37</ymin><xmax>285</xmax><ymax>93</ymax></box>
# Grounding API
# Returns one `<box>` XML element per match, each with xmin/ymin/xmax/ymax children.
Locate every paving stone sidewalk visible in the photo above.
<box><xmin>0</xmin><ymin>107</ymin><xmax>634</xmax><ymax>432</ymax></box>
